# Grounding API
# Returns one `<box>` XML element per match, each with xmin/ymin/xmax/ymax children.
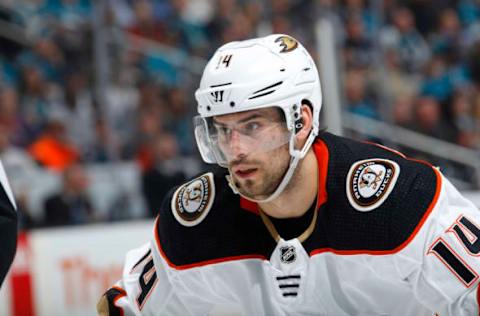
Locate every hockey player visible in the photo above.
<box><xmin>98</xmin><ymin>34</ymin><xmax>480</xmax><ymax>315</ymax></box>
<box><xmin>0</xmin><ymin>161</ymin><xmax>17</xmax><ymax>287</ymax></box>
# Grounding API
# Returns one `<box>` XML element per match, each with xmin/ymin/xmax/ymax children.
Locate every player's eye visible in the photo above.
<box><xmin>215</xmin><ymin>125</ymin><xmax>232</xmax><ymax>138</ymax></box>
<box><xmin>241</xmin><ymin>122</ymin><xmax>261</xmax><ymax>135</ymax></box>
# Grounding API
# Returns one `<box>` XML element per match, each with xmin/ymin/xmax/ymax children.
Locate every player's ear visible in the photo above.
<box><xmin>295</xmin><ymin>102</ymin><xmax>313</xmax><ymax>143</ymax></box>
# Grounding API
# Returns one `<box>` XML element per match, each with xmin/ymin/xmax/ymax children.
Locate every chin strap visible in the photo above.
<box><xmin>226</xmin><ymin>130</ymin><xmax>316</xmax><ymax>203</ymax></box>
<box><xmin>226</xmin><ymin>154</ymin><xmax>301</xmax><ymax>203</ymax></box>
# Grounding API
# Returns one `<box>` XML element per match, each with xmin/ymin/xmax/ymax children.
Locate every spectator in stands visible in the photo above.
<box><xmin>142</xmin><ymin>132</ymin><xmax>186</xmax><ymax>218</ymax></box>
<box><xmin>420</xmin><ymin>55</ymin><xmax>454</xmax><ymax>102</ymax></box>
<box><xmin>127</xmin><ymin>0</ymin><xmax>167</xmax><ymax>44</ymax></box>
<box><xmin>164</xmin><ymin>87</ymin><xmax>195</xmax><ymax>155</ymax></box>
<box><xmin>56</xmin><ymin>0</ymin><xmax>92</xmax><ymax>28</ymax></box>
<box><xmin>107</xmin><ymin>0</ymin><xmax>135</xmax><ymax>28</ymax></box>
<box><xmin>380</xmin><ymin>6</ymin><xmax>430</xmax><ymax>73</ymax></box>
<box><xmin>134</xmin><ymin>80</ymin><xmax>166</xmax><ymax>170</ymax></box>
<box><xmin>18</xmin><ymin>36</ymin><xmax>65</xmax><ymax>84</ymax></box>
<box><xmin>431</xmin><ymin>9</ymin><xmax>463</xmax><ymax>56</ymax></box>
<box><xmin>221</xmin><ymin>10</ymin><xmax>254</xmax><ymax>44</ymax></box>
<box><xmin>343</xmin><ymin>13</ymin><xmax>374</xmax><ymax>68</ymax></box>
<box><xmin>432</xmin><ymin>9</ymin><xmax>471</xmax><ymax>90</ymax></box>
<box><xmin>43</xmin><ymin>163</ymin><xmax>94</xmax><ymax>226</ymax></box>
<box><xmin>269</xmin><ymin>0</ymin><xmax>314</xmax><ymax>46</ymax></box>
<box><xmin>341</xmin><ymin>0</ymin><xmax>378</xmax><ymax>38</ymax></box>
<box><xmin>17</xmin><ymin>64</ymin><xmax>56</xmax><ymax>145</ymax></box>
<box><xmin>28</xmin><ymin>117</ymin><xmax>80</xmax><ymax>171</ymax></box>
<box><xmin>89</xmin><ymin>118</ymin><xmax>121</xmax><ymax>162</ymax></box>
<box><xmin>449</xmin><ymin>89</ymin><xmax>478</xmax><ymax>148</ymax></box>
<box><xmin>406</xmin><ymin>0</ymin><xmax>450</xmax><ymax>36</ymax></box>
<box><xmin>50</xmin><ymin>69</ymin><xmax>96</xmax><ymax>160</ymax></box>
<box><xmin>0</xmin><ymin>57</ymin><xmax>18</xmax><ymax>87</ymax></box>
<box><xmin>377</xmin><ymin>49</ymin><xmax>419</xmax><ymax>101</ymax></box>
<box><xmin>0</xmin><ymin>87</ymin><xmax>19</xmax><ymax>128</ymax></box>
<box><xmin>392</xmin><ymin>95</ymin><xmax>415</xmax><ymax>129</ymax></box>
<box><xmin>206</xmin><ymin>0</ymin><xmax>241</xmax><ymax>48</ymax></box>
<box><xmin>164</xmin><ymin>0</ymin><xmax>209</xmax><ymax>56</ymax></box>
<box><xmin>458</xmin><ymin>0</ymin><xmax>480</xmax><ymax>27</ymax></box>
<box><xmin>271</xmin><ymin>14</ymin><xmax>293</xmax><ymax>36</ymax></box>
<box><xmin>463</xmin><ymin>8</ymin><xmax>480</xmax><ymax>48</ymax></box>
<box><xmin>0</xmin><ymin>123</ymin><xmax>37</xmax><ymax>178</ymax></box>
<box><xmin>413</xmin><ymin>96</ymin><xmax>456</xmax><ymax>142</ymax></box>
<box><xmin>468</xmin><ymin>42</ymin><xmax>480</xmax><ymax>85</ymax></box>
<box><xmin>104</xmin><ymin>67</ymin><xmax>139</xmax><ymax>159</ymax></box>
<box><xmin>474</xmin><ymin>88</ymin><xmax>480</xmax><ymax>118</ymax></box>
<box><xmin>344</xmin><ymin>68</ymin><xmax>379</xmax><ymax>119</ymax></box>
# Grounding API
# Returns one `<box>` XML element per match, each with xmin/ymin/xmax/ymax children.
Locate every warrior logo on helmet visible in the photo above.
<box><xmin>275</xmin><ymin>35</ymin><xmax>298</xmax><ymax>53</ymax></box>
<box><xmin>347</xmin><ymin>159</ymin><xmax>400</xmax><ymax>212</ymax></box>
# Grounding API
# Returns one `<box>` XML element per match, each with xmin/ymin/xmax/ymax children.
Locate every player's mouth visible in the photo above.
<box><xmin>234</xmin><ymin>167</ymin><xmax>258</xmax><ymax>179</ymax></box>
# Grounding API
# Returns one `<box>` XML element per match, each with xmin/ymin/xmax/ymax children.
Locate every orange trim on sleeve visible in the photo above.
<box><xmin>310</xmin><ymin>167</ymin><xmax>443</xmax><ymax>256</ymax></box>
<box><xmin>154</xmin><ymin>217</ymin><xmax>268</xmax><ymax>270</ymax></box>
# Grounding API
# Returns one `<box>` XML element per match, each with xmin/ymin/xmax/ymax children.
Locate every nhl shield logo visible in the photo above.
<box><xmin>346</xmin><ymin>159</ymin><xmax>400</xmax><ymax>212</ymax></box>
<box><xmin>280</xmin><ymin>245</ymin><xmax>297</xmax><ymax>264</ymax></box>
<box><xmin>171</xmin><ymin>173</ymin><xmax>215</xmax><ymax>226</ymax></box>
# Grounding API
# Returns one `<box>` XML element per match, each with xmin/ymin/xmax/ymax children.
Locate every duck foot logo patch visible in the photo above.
<box><xmin>171</xmin><ymin>173</ymin><xmax>215</xmax><ymax>226</ymax></box>
<box><xmin>346</xmin><ymin>159</ymin><xmax>400</xmax><ymax>212</ymax></box>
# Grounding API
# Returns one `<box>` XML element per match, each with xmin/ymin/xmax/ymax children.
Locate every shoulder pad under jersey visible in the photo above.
<box><xmin>314</xmin><ymin>133</ymin><xmax>441</xmax><ymax>251</ymax></box>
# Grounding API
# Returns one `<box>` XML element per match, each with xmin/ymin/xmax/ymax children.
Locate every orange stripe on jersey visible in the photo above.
<box><xmin>240</xmin><ymin>197</ymin><xmax>259</xmax><ymax>214</ymax></box>
<box><xmin>362</xmin><ymin>141</ymin><xmax>407</xmax><ymax>159</ymax></box>
<box><xmin>310</xmin><ymin>167</ymin><xmax>442</xmax><ymax>256</ymax></box>
<box><xmin>364</xmin><ymin>140</ymin><xmax>440</xmax><ymax>171</ymax></box>
<box><xmin>154</xmin><ymin>217</ymin><xmax>268</xmax><ymax>270</ymax></box>
<box><xmin>313</xmin><ymin>139</ymin><xmax>329</xmax><ymax>209</ymax></box>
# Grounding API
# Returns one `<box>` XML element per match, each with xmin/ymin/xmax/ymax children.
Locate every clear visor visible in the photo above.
<box><xmin>194</xmin><ymin>114</ymin><xmax>292</xmax><ymax>167</ymax></box>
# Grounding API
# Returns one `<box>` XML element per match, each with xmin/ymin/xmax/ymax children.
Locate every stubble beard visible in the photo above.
<box><xmin>231</xmin><ymin>145</ymin><xmax>290</xmax><ymax>200</ymax></box>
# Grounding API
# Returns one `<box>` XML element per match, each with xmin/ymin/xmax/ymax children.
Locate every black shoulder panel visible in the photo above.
<box><xmin>156</xmin><ymin>170</ymin><xmax>276</xmax><ymax>267</ymax></box>
<box><xmin>304</xmin><ymin>133</ymin><xmax>439</xmax><ymax>252</ymax></box>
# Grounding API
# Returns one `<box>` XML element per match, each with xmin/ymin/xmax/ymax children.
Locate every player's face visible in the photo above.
<box><xmin>212</xmin><ymin>108</ymin><xmax>291</xmax><ymax>200</ymax></box>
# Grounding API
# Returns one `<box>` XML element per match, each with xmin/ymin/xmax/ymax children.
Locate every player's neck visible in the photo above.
<box><xmin>259</xmin><ymin>149</ymin><xmax>318</xmax><ymax>219</ymax></box>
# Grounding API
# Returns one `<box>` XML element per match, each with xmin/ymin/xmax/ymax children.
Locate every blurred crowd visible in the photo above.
<box><xmin>0</xmin><ymin>0</ymin><xmax>479</xmax><ymax>229</ymax></box>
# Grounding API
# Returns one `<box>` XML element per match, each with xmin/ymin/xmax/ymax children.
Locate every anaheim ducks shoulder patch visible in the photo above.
<box><xmin>171</xmin><ymin>172</ymin><xmax>215</xmax><ymax>227</ymax></box>
<box><xmin>346</xmin><ymin>159</ymin><xmax>400</xmax><ymax>212</ymax></box>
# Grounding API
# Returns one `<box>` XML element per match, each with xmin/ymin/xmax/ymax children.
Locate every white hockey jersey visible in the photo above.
<box><xmin>98</xmin><ymin>133</ymin><xmax>480</xmax><ymax>316</ymax></box>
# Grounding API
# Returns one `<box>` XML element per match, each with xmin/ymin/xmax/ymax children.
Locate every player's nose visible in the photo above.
<box><xmin>227</xmin><ymin>130</ymin><xmax>248</xmax><ymax>160</ymax></box>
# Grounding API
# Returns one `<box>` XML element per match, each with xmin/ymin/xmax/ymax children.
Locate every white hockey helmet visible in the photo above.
<box><xmin>194</xmin><ymin>34</ymin><xmax>322</xmax><ymax>201</ymax></box>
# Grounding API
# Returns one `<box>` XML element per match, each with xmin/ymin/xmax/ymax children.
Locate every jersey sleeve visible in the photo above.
<box><xmin>395</xmin><ymin>170</ymin><xmax>480</xmax><ymax>315</ymax></box>
<box><xmin>0</xmin><ymin>160</ymin><xmax>17</xmax><ymax>287</ymax></box>
<box><xmin>98</xmin><ymin>241</ymin><xmax>194</xmax><ymax>316</ymax></box>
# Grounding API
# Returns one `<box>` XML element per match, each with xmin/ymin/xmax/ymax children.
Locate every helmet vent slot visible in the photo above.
<box><xmin>248</xmin><ymin>90</ymin><xmax>275</xmax><ymax>100</ymax></box>
<box><xmin>210</xmin><ymin>82</ymin><xmax>232</xmax><ymax>88</ymax></box>
<box><xmin>248</xmin><ymin>81</ymin><xmax>283</xmax><ymax>100</ymax></box>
